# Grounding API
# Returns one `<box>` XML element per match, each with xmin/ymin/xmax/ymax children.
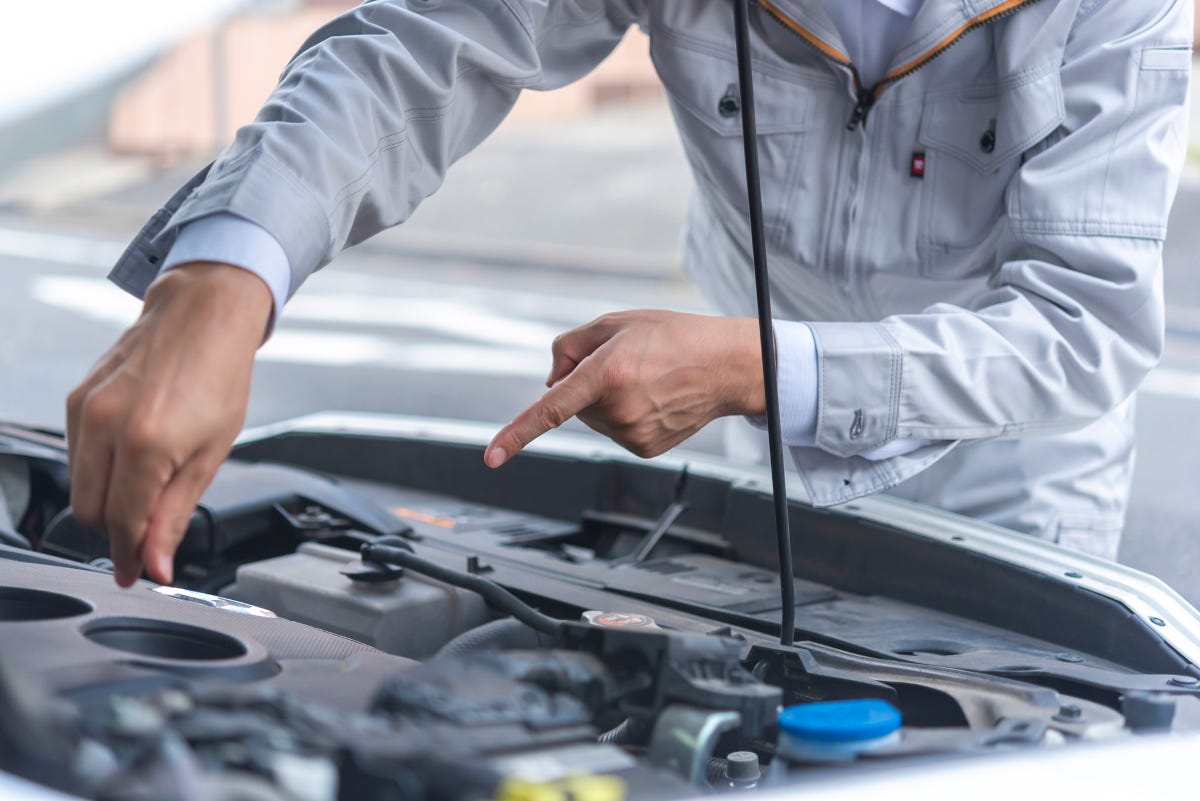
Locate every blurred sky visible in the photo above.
<box><xmin>0</xmin><ymin>0</ymin><xmax>245</xmax><ymax>125</ymax></box>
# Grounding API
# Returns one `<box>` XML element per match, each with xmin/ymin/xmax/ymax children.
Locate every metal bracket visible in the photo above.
<box><xmin>647</xmin><ymin>705</ymin><xmax>741</xmax><ymax>786</ymax></box>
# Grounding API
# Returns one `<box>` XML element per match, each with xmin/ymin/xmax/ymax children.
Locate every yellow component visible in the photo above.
<box><xmin>493</xmin><ymin>775</ymin><xmax>627</xmax><ymax>801</ymax></box>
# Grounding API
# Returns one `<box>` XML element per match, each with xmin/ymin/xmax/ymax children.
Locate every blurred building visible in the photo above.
<box><xmin>87</xmin><ymin>0</ymin><xmax>1200</xmax><ymax>164</ymax></box>
<box><xmin>108</xmin><ymin>0</ymin><xmax>662</xmax><ymax>162</ymax></box>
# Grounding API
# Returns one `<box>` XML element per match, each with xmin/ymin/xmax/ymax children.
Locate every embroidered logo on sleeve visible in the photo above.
<box><xmin>849</xmin><ymin>409</ymin><xmax>865</xmax><ymax>440</ymax></box>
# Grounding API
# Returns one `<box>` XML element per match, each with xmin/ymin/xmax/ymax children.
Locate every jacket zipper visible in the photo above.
<box><xmin>846</xmin><ymin>87</ymin><xmax>875</xmax><ymax>132</ymax></box>
<box><xmin>755</xmin><ymin>0</ymin><xmax>1045</xmax><ymax>130</ymax></box>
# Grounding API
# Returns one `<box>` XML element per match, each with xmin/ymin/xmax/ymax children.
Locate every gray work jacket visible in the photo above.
<box><xmin>110</xmin><ymin>0</ymin><xmax>1192</xmax><ymax>559</ymax></box>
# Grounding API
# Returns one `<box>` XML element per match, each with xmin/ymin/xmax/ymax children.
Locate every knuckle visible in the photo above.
<box><xmin>596</xmin><ymin>312</ymin><xmax>623</xmax><ymax>328</ymax></box>
<box><xmin>123</xmin><ymin>416</ymin><xmax>165</xmax><ymax>456</ymax></box>
<box><xmin>66</xmin><ymin>386</ymin><xmax>87</xmax><ymax>419</ymax></box>
<box><xmin>80</xmin><ymin>391</ymin><xmax>119</xmax><ymax>429</ymax></box>
<box><xmin>536</xmin><ymin>403</ymin><xmax>568</xmax><ymax>431</ymax></box>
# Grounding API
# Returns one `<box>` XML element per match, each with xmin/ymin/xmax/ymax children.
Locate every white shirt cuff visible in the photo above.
<box><xmin>161</xmin><ymin>213</ymin><xmax>291</xmax><ymax>333</ymax></box>
<box><xmin>757</xmin><ymin>319</ymin><xmax>933</xmax><ymax>460</ymax></box>
<box><xmin>772</xmin><ymin>319</ymin><xmax>820</xmax><ymax>446</ymax></box>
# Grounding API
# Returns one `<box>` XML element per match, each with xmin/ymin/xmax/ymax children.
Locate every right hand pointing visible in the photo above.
<box><xmin>66</xmin><ymin>263</ymin><xmax>272</xmax><ymax>587</ymax></box>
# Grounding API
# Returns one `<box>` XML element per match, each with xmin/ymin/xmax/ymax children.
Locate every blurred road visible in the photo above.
<box><xmin>2</xmin><ymin>101</ymin><xmax>1198</xmax><ymax>603</ymax></box>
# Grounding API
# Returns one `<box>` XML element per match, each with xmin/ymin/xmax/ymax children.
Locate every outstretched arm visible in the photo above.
<box><xmin>71</xmin><ymin>0</ymin><xmax>645</xmax><ymax>585</ymax></box>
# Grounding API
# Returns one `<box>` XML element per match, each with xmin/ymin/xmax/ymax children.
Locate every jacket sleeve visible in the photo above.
<box><xmin>109</xmin><ymin>0</ymin><xmax>643</xmax><ymax>300</ymax></box>
<box><xmin>806</xmin><ymin>0</ymin><xmax>1191</xmax><ymax>462</ymax></box>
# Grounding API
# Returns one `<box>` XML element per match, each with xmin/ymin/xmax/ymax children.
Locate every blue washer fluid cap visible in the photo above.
<box><xmin>778</xmin><ymin>699</ymin><xmax>902</xmax><ymax>743</ymax></box>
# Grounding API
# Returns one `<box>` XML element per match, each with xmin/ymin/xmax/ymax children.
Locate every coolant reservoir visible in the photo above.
<box><xmin>226</xmin><ymin>543</ymin><xmax>490</xmax><ymax>659</ymax></box>
<box><xmin>776</xmin><ymin>699</ymin><xmax>902</xmax><ymax>763</ymax></box>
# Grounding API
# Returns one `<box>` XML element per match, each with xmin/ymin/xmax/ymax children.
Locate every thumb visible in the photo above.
<box><xmin>139</xmin><ymin>454</ymin><xmax>220</xmax><ymax>585</ymax></box>
<box><xmin>546</xmin><ymin>316</ymin><xmax>622</xmax><ymax>387</ymax></box>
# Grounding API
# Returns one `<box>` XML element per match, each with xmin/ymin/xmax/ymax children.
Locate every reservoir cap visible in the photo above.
<box><xmin>778</xmin><ymin>699</ymin><xmax>902</xmax><ymax>743</ymax></box>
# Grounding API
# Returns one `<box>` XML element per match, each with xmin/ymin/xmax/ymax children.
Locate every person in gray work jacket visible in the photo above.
<box><xmin>67</xmin><ymin>0</ymin><xmax>1191</xmax><ymax>587</ymax></box>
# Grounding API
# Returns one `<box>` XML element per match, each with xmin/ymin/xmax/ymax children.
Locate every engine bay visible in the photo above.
<box><xmin>1</xmin><ymin>415</ymin><xmax>1199</xmax><ymax>800</ymax></box>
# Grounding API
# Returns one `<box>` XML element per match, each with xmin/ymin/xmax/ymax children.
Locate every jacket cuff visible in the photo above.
<box><xmin>808</xmin><ymin>321</ymin><xmax>903</xmax><ymax>457</ymax></box>
<box><xmin>158</xmin><ymin>148</ymin><xmax>327</xmax><ymax>302</ymax></box>
<box><xmin>789</xmin><ymin>440</ymin><xmax>957</xmax><ymax>507</ymax></box>
<box><xmin>108</xmin><ymin>165</ymin><xmax>212</xmax><ymax>300</ymax></box>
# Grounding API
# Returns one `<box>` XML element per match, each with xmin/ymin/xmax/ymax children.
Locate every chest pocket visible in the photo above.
<box><xmin>650</xmin><ymin>33</ymin><xmax>818</xmax><ymax>253</ymax></box>
<box><xmin>917</xmin><ymin>67</ymin><xmax>1064</xmax><ymax>279</ymax></box>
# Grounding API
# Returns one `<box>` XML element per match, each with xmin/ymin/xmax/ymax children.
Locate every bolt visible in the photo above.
<box><xmin>1054</xmin><ymin>704</ymin><xmax>1083</xmax><ymax>722</ymax></box>
<box><xmin>1150</xmin><ymin>617</ymin><xmax>1167</xmax><ymax>627</ymax></box>
<box><xmin>1065</xmin><ymin>571</ymin><xmax>1083</xmax><ymax>579</ymax></box>
<box><xmin>1055</xmin><ymin>652</ymin><xmax>1084</xmax><ymax>664</ymax></box>
<box><xmin>295</xmin><ymin>505</ymin><xmax>333</xmax><ymax>530</ymax></box>
<box><xmin>1169</xmin><ymin>676</ymin><xmax>1199</xmax><ymax>688</ymax></box>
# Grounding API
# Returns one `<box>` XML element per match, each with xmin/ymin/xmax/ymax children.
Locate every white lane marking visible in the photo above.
<box><xmin>260</xmin><ymin>331</ymin><xmax>546</xmax><ymax>376</ymax></box>
<box><xmin>0</xmin><ymin>228</ymin><xmax>125</xmax><ymax>269</ymax></box>
<box><xmin>34</xmin><ymin>275</ymin><xmax>1200</xmax><ymax>394</ymax></box>
<box><xmin>304</xmin><ymin>268</ymin><xmax>642</xmax><ymax>322</ymax></box>
<box><xmin>28</xmin><ymin>275</ymin><xmax>550</xmax><ymax>377</ymax></box>
<box><xmin>28</xmin><ymin>275</ymin><xmax>563</xmax><ymax>348</ymax></box>
<box><xmin>29</xmin><ymin>276</ymin><xmax>139</xmax><ymax>325</ymax></box>
<box><xmin>284</xmin><ymin>294</ymin><xmax>560</xmax><ymax>349</ymax></box>
<box><xmin>1</xmin><ymin>226</ymin><xmax>689</xmax><ymax>337</ymax></box>
<box><xmin>0</xmin><ymin>225</ymin><xmax>651</xmax><ymax>320</ymax></box>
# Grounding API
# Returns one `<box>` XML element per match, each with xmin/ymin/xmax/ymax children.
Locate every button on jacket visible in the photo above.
<box><xmin>109</xmin><ymin>0</ymin><xmax>1192</xmax><ymax>559</ymax></box>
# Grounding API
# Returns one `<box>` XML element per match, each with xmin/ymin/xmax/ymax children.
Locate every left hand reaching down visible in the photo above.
<box><xmin>486</xmin><ymin>310</ymin><xmax>764</xmax><ymax>467</ymax></box>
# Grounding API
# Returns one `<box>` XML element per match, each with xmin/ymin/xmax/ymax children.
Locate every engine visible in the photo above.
<box><xmin>0</xmin><ymin>417</ymin><xmax>1197</xmax><ymax>801</ymax></box>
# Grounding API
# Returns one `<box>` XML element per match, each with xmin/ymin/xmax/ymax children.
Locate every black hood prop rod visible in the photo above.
<box><xmin>733</xmin><ymin>0</ymin><xmax>796</xmax><ymax>647</ymax></box>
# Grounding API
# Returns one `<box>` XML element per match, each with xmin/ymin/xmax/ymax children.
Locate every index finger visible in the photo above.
<box><xmin>486</xmin><ymin>369</ymin><xmax>603</xmax><ymax>468</ymax></box>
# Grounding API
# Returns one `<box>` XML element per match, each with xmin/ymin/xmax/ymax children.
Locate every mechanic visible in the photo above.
<box><xmin>66</xmin><ymin>0</ymin><xmax>1191</xmax><ymax>587</ymax></box>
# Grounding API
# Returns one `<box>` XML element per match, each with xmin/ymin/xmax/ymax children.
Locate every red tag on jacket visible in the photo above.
<box><xmin>911</xmin><ymin>152</ymin><xmax>926</xmax><ymax>178</ymax></box>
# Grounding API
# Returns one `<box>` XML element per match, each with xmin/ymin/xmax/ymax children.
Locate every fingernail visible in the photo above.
<box><xmin>154</xmin><ymin>553</ymin><xmax>174</xmax><ymax>586</ymax></box>
<box><xmin>485</xmin><ymin>447</ymin><xmax>507</xmax><ymax>468</ymax></box>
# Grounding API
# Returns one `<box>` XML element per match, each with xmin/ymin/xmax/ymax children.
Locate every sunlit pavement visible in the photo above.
<box><xmin>3</xmin><ymin>100</ymin><xmax>1200</xmax><ymax>605</ymax></box>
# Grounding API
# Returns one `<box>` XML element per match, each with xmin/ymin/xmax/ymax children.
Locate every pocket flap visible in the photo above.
<box><xmin>652</xmin><ymin>38</ymin><xmax>815</xmax><ymax>136</ymax></box>
<box><xmin>919</xmin><ymin>66</ymin><xmax>1064</xmax><ymax>173</ymax></box>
